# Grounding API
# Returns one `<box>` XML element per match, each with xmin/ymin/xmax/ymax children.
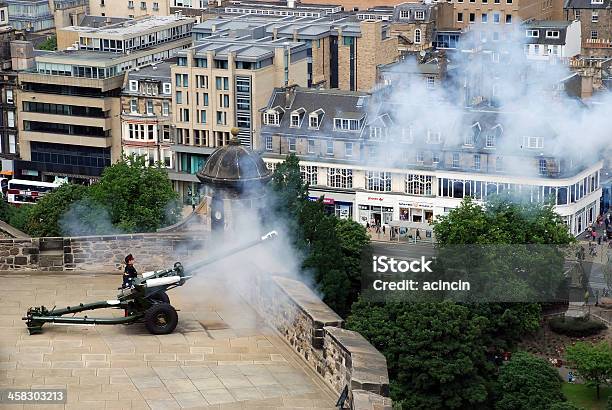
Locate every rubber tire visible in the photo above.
<box><xmin>149</xmin><ymin>291</ymin><xmax>170</xmax><ymax>304</ymax></box>
<box><xmin>144</xmin><ymin>303</ymin><xmax>178</xmax><ymax>335</ymax></box>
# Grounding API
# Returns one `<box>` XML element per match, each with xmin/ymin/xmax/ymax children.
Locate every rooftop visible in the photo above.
<box><xmin>128</xmin><ymin>60</ymin><xmax>174</xmax><ymax>81</ymax></box>
<box><xmin>61</xmin><ymin>15</ymin><xmax>195</xmax><ymax>37</ymax></box>
<box><xmin>185</xmin><ymin>33</ymin><xmax>307</xmax><ymax>61</ymax></box>
<box><xmin>524</xmin><ymin>20</ymin><xmax>573</xmax><ymax>29</ymax></box>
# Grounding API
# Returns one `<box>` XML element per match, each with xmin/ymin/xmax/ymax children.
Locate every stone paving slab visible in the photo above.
<box><xmin>0</xmin><ymin>274</ymin><xmax>337</xmax><ymax>409</ymax></box>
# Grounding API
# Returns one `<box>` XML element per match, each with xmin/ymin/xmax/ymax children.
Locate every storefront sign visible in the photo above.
<box><xmin>308</xmin><ymin>196</ymin><xmax>335</xmax><ymax>205</ymax></box>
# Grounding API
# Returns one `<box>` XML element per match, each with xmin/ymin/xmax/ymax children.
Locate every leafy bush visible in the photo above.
<box><xmin>549</xmin><ymin>317</ymin><xmax>606</xmax><ymax>337</ymax></box>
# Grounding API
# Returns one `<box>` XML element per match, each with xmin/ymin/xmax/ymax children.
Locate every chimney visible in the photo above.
<box><xmin>284</xmin><ymin>84</ymin><xmax>297</xmax><ymax>109</ymax></box>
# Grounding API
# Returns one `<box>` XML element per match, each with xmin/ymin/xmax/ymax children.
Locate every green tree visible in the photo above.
<box><xmin>88</xmin><ymin>154</ymin><xmax>180</xmax><ymax>232</ymax></box>
<box><xmin>22</xmin><ymin>183</ymin><xmax>88</xmax><ymax>237</ymax></box>
<box><xmin>495</xmin><ymin>352</ymin><xmax>565</xmax><ymax>410</ymax></box>
<box><xmin>36</xmin><ymin>36</ymin><xmax>57</xmax><ymax>51</ymax></box>
<box><xmin>347</xmin><ymin>300</ymin><xmax>489</xmax><ymax>408</ymax></box>
<box><xmin>335</xmin><ymin>218</ymin><xmax>370</xmax><ymax>307</ymax></box>
<box><xmin>565</xmin><ymin>341</ymin><xmax>612</xmax><ymax>400</ymax></box>
<box><xmin>548</xmin><ymin>403</ymin><xmax>583</xmax><ymax>410</ymax></box>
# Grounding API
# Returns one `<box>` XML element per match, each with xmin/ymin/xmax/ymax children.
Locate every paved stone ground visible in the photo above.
<box><xmin>0</xmin><ymin>274</ymin><xmax>337</xmax><ymax>409</ymax></box>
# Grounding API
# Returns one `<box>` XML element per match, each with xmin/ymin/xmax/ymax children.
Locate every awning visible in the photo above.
<box><xmin>0</xmin><ymin>170</ymin><xmax>13</xmax><ymax>175</ymax></box>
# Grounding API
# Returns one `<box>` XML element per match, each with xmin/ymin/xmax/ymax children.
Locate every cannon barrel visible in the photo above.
<box><xmin>184</xmin><ymin>230</ymin><xmax>278</xmax><ymax>273</ymax></box>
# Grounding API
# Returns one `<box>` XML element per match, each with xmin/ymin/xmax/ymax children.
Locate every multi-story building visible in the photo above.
<box><xmin>192</xmin><ymin>14</ymin><xmax>398</xmax><ymax>91</ymax></box>
<box><xmin>451</xmin><ymin>0</ymin><xmax>562</xmax><ymax>33</ymax></box>
<box><xmin>260</xmin><ymin>86</ymin><xmax>602</xmax><ymax>236</ymax></box>
<box><xmin>0</xmin><ymin>2</ymin><xmax>21</xmax><ymax>162</ymax></box>
<box><xmin>357</xmin><ymin>2</ymin><xmax>455</xmax><ymax>55</ymax></box>
<box><xmin>524</xmin><ymin>20</ymin><xmax>581</xmax><ymax>63</ymax></box>
<box><xmin>564</xmin><ymin>0</ymin><xmax>612</xmax><ymax>58</ymax></box>
<box><xmin>297</xmin><ymin>0</ymin><xmax>406</xmax><ymax>11</ymax></box>
<box><xmin>377</xmin><ymin>51</ymin><xmax>449</xmax><ymax>90</ymax></box>
<box><xmin>14</xmin><ymin>15</ymin><xmax>194</xmax><ymax>182</ymax></box>
<box><xmin>88</xmin><ymin>0</ymin><xmax>170</xmax><ymax>19</ymax></box>
<box><xmin>121</xmin><ymin>61</ymin><xmax>174</xmax><ymax>170</ymax></box>
<box><xmin>6</xmin><ymin>0</ymin><xmax>88</xmax><ymax>33</ymax></box>
<box><xmin>169</xmin><ymin>33</ymin><xmax>309</xmax><ymax>199</ymax></box>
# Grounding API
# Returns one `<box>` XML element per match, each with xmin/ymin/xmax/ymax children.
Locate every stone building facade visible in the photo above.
<box><xmin>564</xmin><ymin>0</ymin><xmax>612</xmax><ymax>57</ymax></box>
<box><xmin>121</xmin><ymin>61</ymin><xmax>174</xmax><ymax>170</ymax></box>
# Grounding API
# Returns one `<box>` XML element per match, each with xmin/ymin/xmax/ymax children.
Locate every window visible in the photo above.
<box><xmin>175</xmin><ymin>91</ymin><xmax>182</xmax><ymax>104</ymax></box>
<box><xmin>415</xmin><ymin>11</ymin><xmax>424</xmax><ymax>19</ymax></box>
<box><xmin>591</xmin><ymin>30</ymin><xmax>598</xmax><ymax>39</ymax></box>
<box><xmin>366</xmin><ymin>171</ymin><xmax>392</xmax><ymax>192</ymax></box>
<box><xmin>345</xmin><ymin>142</ymin><xmax>353</xmax><ymax>158</ymax></box>
<box><xmin>9</xmin><ymin>134</ymin><xmax>15</xmax><ymax>154</ymax></box>
<box><xmin>128</xmin><ymin>0</ymin><xmax>133</xmax><ymax>8</ymax></box>
<box><xmin>452</xmin><ymin>153</ymin><xmax>460</xmax><ymax>168</ymax></box>
<box><xmin>199</xmin><ymin>110</ymin><xmax>207</xmax><ymax>124</ymax></box>
<box><xmin>473</xmin><ymin>155</ymin><xmax>481</xmax><ymax>170</ymax></box>
<box><xmin>506</xmin><ymin>14</ymin><xmax>512</xmax><ymax>23</ymax></box>
<box><xmin>416</xmin><ymin>151</ymin><xmax>424</xmax><ymax>163</ymax></box>
<box><xmin>592</xmin><ymin>11</ymin><xmax>598</xmax><ymax>22</ymax></box>
<box><xmin>482</xmin><ymin>13</ymin><xmax>488</xmax><ymax>23</ymax></box>
<box><xmin>405</xmin><ymin>174</ymin><xmax>432</xmax><ymax>196</ymax></box>
<box><xmin>309</xmin><ymin>114</ymin><xmax>320</xmax><ymax>128</ymax></box>
<box><xmin>129</xmin><ymin>80</ymin><xmax>138</xmax><ymax>92</ymax></box>
<box><xmin>218</xmin><ymin>94</ymin><xmax>230</xmax><ymax>108</ymax></box>
<box><xmin>146</xmin><ymin>100</ymin><xmax>153</xmax><ymax>115</ymax></box>
<box><xmin>469</xmin><ymin>13</ymin><xmax>475</xmax><ymax>23</ymax></box>
<box><xmin>426</xmin><ymin>76</ymin><xmax>435</xmax><ymax>88</ymax></box>
<box><xmin>327</xmin><ymin>168</ymin><xmax>352</xmax><ymax>188</ymax></box>
<box><xmin>215</xmin><ymin>76</ymin><xmax>229</xmax><ymax>90</ymax></box>
<box><xmin>334</xmin><ymin>118</ymin><xmax>360</xmax><ymax>131</ymax></box>
<box><xmin>180</xmin><ymin>108</ymin><xmax>189</xmax><ymax>122</ymax></box>
<box><xmin>592</xmin><ymin>0</ymin><xmax>603</xmax><ymax>3</ymax></box>
<box><xmin>153</xmin><ymin>1</ymin><xmax>158</xmax><ymax>9</ymax></box>
<box><xmin>486</xmin><ymin>134</ymin><xmax>496</xmax><ymax>148</ymax></box>
<box><xmin>7</xmin><ymin>111</ymin><xmax>14</xmax><ymax>127</ymax></box>
<box><xmin>308</xmin><ymin>139</ymin><xmax>315</xmax><ymax>154</ymax></box>
<box><xmin>5</xmin><ymin>89</ymin><xmax>13</xmax><ymax>104</ymax></box>
<box><xmin>493</xmin><ymin>12</ymin><xmax>500</xmax><ymax>23</ymax></box>
<box><xmin>414</xmin><ymin>29</ymin><xmax>422</xmax><ymax>44</ymax></box>
<box><xmin>162</xmin><ymin>101</ymin><xmax>169</xmax><ymax>116</ymax></box>
<box><xmin>575</xmin><ymin>10</ymin><xmax>581</xmax><ymax>19</ymax></box>
<box><xmin>457</xmin><ymin>12</ymin><xmax>463</xmax><ymax>22</ymax></box>
<box><xmin>196</xmin><ymin>75</ymin><xmax>208</xmax><ymax>89</ymax></box>
<box><xmin>523</xmin><ymin>136</ymin><xmax>544</xmax><ymax>149</ymax></box>
<box><xmin>426</xmin><ymin>130</ymin><xmax>441</xmax><ymax>144</ymax></box>
<box><xmin>264</xmin><ymin>112</ymin><xmax>279</xmax><ymax>125</ymax></box>
<box><xmin>291</xmin><ymin>114</ymin><xmax>300</xmax><ymax>127</ymax></box>
<box><xmin>175</xmin><ymin>73</ymin><xmax>188</xmax><ymax>87</ymax></box>
<box><xmin>432</xmin><ymin>152</ymin><xmax>440</xmax><ymax>164</ymax></box>
<box><xmin>130</xmin><ymin>98</ymin><xmax>138</xmax><ymax>113</ymax></box>
<box><xmin>301</xmin><ymin>166</ymin><xmax>318</xmax><ymax>186</ymax></box>
<box><xmin>236</xmin><ymin>97</ymin><xmax>250</xmax><ymax>111</ymax></box>
<box><xmin>265</xmin><ymin>135</ymin><xmax>273</xmax><ymax>151</ymax></box>
<box><xmin>539</xmin><ymin>159</ymin><xmax>547</xmax><ymax>175</ymax></box>
<box><xmin>163</xmin><ymin>83</ymin><xmax>171</xmax><ymax>94</ymax></box>
<box><xmin>400</xmin><ymin>10</ymin><xmax>409</xmax><ymax>18</ymax></box>
<box><xmin>496</xmin><ymin>156</ymin><xmax>503</xmax><ymax>171</ymax></box>
<box><xmin>546</xmin><ymin>30</ymin><xmax>560</xmax><ymax>38</ymax></box>
<box><xmin>288</xmin><ymin>138</ymin><xmax>296</xmax><ymax>152</ymax></box>
<box><xmin>326</xmin><ymin>140</ymin><xmax>334</xmax><ymax>156</ymax></box>
<box><xmin>534</xmin><ymin>44</ymin><xmax>540</xmax><ymax>54</ymax></box>
<box><xmin>343</xmin><ymin>36</ymin><xmax>354</xmax><ymax>46</ymax></box>
<box><xmin>526</xmin><ymin>29</ymin><xmax>539</xmax><ymax>37</ymax></box>
<box><xmin>140</xmin><ymin>1</ymin><xmax>146</xmax><ymax>9</ymax></box>
<box><xmin>216</xmin><ymin>111</ymin><xmax>226</xmax><ymax>125</ymax></box>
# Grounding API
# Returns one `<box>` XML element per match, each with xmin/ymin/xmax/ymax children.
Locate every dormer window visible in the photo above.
<box><xmin>264</xmin><ymin>111</ymin><xmax>279</xmax><ymax>126</ymax></box>
<box><xmin>401</xmin><ymin>127</ymin><xmax>413</xmax><ymax>143</ymax></box>
<box><xmin>526</xmin><ymin>29</ymin><xmax>539</xmax><ymax>37</ymax></box>
<box><xmin>466</xmin><ymin>122</ymin><xmax>480</xmax><ymax>145</ymax></box>
<box><xmin>334</xmin><ymin>117</ymin><xmax>362</xmax><ymax>131</ymax></box>
<box><xmin>309</xmin><ymin>109</ymin><xmax>324</xmax><ymax>129</ymax></box>
<box><xmin>426</xmin><ymin>130</ymin><xmax>441</xmax><ymax>144</ymax></box>
<box><xmin>162</xmin><ymin>82</ymin><xmax>171</xmax><ymax>94</ymax></box>
<box><xmin>400</xmin><ymin>10</ymin><xmax>409</xmax><ymax>18</ymax></box>
<box><xmin>370</xmin><ymin>127</ymin><xmax>383</xmax><ymax>139</ymax></box>
<box><xmin>485</xmin><ymin>134</ymin><xmax>496</xmax><ymax>148</ymax></box>
<box><xmin>290</xmin><ymin>108</ymin><xmax>305</xmax><ymax>128</ymax></box>
<box><xmin>415</xmin><ymin>10</ymin><xmax>424</xmax><ymax>20</ymax></box>
<box><xmin>129</xmin><ymin>80</ymin><xmax>138</xmax><ymax>92</ymax></box>
<box><xmin>592</xmin><ymin>0</ymin><xmax>603</xmax><ymax>4</ymax></box>
<box><xmin>523</xmin><ymin>136</ymin><xmax>544</xmax><ymax>149</ymax></box>
<box><xmin>545</xmin><ymin>30</ymin><xmax>560</xmax><ymax>38</ymax></box>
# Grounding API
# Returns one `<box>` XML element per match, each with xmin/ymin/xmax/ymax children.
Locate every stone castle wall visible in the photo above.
<box><xmin>0</xmin><ymin>232</ymin><xmax>392</xmax><ymax>408</ymax></box>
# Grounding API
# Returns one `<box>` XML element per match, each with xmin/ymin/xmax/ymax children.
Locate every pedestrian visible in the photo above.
<box><xmin>382</xmin><ymin>225</ymin><xmax>386</xmax><ymax>235</ymax></box>
<box><xmin>191</xmin><ymin>195</ymin><xmax>197</xmax><ymax>211</ymax></box>
<box><xmin>366</xmin><ymin>221</ymin><xmax>370</xmax><ymax>230</ymax></box>
<box><xmin>122</xmin><ymin>254</ymin><xmax>137</xmax><ymax>288</ymax></box>
<box><xmin>416</xmin><ymin>229</ymin><xmax>421</xmax><ymax>241</ymax></box>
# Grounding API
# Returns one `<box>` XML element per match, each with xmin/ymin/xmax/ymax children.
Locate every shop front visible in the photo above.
<box><xmin>356</xmin><ymin>193</ymin><xmax>397</xmax><ymax>227</ymax></box>
<box><xmin>308</xmin><ymin>190</ymin><xmax>355</xmax><ymax>220</ymax></box>
<box><xmin>398</xmin><ymin>201</ymin><xmax>434</xmax><ymax>224</ymax></box>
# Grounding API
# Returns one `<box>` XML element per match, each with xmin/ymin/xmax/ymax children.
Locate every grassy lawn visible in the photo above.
<box><xmin>563</xmin><ymin>383</ymin><xmax>611</xmax><ymax>409</ymax></box>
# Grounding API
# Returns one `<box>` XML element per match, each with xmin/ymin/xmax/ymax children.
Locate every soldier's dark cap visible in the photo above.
<box><xmin>125</xmin><ymin>254</ymin><xmax>134</xmax><ymax>264</ymax></box>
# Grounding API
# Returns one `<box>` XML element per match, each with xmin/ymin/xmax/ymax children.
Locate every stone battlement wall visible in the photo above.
<box><xmin>241</xmin><ymin>274</ymin><xmax>392</xmax><ymax>410</ymax></box>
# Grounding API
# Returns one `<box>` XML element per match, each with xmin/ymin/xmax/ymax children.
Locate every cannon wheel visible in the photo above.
<box><xmin>144</xmin><ymin>303</ymin><xmax>178</xmax><ymax>335</ymax></box>
<box><xmin>149</xmin><ymin>291</ymin><xmax>170</xmax><ymax>304</ymax></box>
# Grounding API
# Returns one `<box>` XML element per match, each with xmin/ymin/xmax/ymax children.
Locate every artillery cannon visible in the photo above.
<box><xmin>23</xmin><ymin>231</ymin><xmax>278</xmax><ymax>335</ymax></box>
